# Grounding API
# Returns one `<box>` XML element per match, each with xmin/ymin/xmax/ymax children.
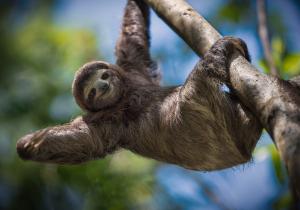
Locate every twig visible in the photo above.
<box><xmin>257</xmin><ymin>0</ymin><xmax>279</xmax><ymax>77</ymax></box>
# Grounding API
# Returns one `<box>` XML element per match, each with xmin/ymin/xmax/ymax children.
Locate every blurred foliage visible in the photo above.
<box><xmin>214</xmin><ymin>0</ymin><xmax>300</xmax><ymax>79</ymax></box>
<box><xmin>267</xmin><ymin>144</ymin><xmax>286</xmax><ymax>184</ymax></box>
<box><xmin>283</xmin><ymin>54</ymin><xmax>300</xmax><ymax>76</ymax></box>
<box><xmin>0</xmin><ymin>3</ymin><xmax>156</xmax><ymax>210</ymax></box>
<box><xmin>217</xmin><ymin>0</ymin><xmax>251</xmax><ymax>23</ymax></box>
<box><xmin>259</xmin><ymin>36</ymin><xmax>300</xmax><ymax>78</ymax></box>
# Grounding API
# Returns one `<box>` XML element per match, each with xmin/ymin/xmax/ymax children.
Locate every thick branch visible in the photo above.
<box><xmin>144</xmin><ymin>0</ymin><xmax>300</xmax><ymax>197</ymax></box>
<box><xmin>257</xmin><ymin>0</ymin><xmax>279</xmax><ymax>77</ymax></box>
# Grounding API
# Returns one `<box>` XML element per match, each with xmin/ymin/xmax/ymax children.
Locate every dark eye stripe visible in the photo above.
<box><xmin>88</xmin><ymin>88</ymin><xmax>96</xmax><ymax>100</ymax></box>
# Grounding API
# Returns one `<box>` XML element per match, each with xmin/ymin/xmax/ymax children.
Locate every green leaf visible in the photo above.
<box><xmin>271</xmin><ymin>37</ymin><xmax>285</xmax><ymax>70</ymax></box>
<box><xmin>273</xmin><ymin>192</ymin><xmax>292</xmax><ymax>210</ymax></box>
<box><xmin>282</xmin><ymin>53</ymin><xmax>300</xmax><ymax>76</ymax></box>
<box><xmin>217</xmin><ymin>1</ymin><xmax>250</xmax><ymax>23</ymax></box>
<box><xmin>258</xmin><ymin>59</ymin><xmax>269</xmax><ymax>74</ymax></box>
<box><xmin>272</xmin><ymin>37</ymin><xmax>284</xmax><ymax>56</ymax></box>
<box><xmin>267</xmin><ymin>145</ymin><xmax>285</xmax><ymax>184</ymax></box>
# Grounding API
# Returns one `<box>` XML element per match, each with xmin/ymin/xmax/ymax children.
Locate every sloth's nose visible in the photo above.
<box><xmin>97</xmin><ymin>80</ymin><xmax>109</xmax><ymax>91</ymax></box>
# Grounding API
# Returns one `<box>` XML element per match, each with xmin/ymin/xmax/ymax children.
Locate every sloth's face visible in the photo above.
<box><xmin>83</xmin><ymin>68</ymin><xmax>123</xmax><ymax>111</ymax></box>
<box><xmin>72</xmin><ymin>61</ymin><xmax>125</xmax><ymax>112</ymax></box>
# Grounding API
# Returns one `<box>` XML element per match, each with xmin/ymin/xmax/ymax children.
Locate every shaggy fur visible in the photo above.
<box><xmin>16</xmin><ymin>0</ymin><xmax>261</xmax><ymax>170</ymax></box>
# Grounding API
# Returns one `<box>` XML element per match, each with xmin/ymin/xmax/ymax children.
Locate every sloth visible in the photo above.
<box><xmin>16</xmin><ymin>0</ymin><xmax>262</xmax><ymax>171</ymax></box>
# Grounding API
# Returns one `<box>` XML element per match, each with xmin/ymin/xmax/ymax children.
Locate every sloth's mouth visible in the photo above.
<box><xmin>99</xmin><ymin>84</ymin><xmax>110</xmax><ymax>96</ymax></box>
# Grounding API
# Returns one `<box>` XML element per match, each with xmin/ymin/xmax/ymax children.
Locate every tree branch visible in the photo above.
<box><xmin>144</xmin><ymin>0</ymin><xmax>300</xmax><ymax>197</ymax></box>
<box><xmin>257</xmin><ymin>0</ymin><xmax>279</xmax><ymax>77</ymax></box>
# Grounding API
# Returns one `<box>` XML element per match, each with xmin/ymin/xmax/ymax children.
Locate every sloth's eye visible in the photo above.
<box><xmin>88</xmin><ymin>88</ymin><xmax>96</xmax><ymax>99</ymax></box>
<box><xmin>101</xmin><ymin>72</ymin><xmax>110</xmax><ymax>80</ymax></box>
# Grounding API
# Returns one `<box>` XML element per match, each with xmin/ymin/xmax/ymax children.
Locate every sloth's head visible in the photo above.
<box><xmin>72</xmin><ymin>61</ymin><xmax>125</xmax><ymax>112</ymax></box>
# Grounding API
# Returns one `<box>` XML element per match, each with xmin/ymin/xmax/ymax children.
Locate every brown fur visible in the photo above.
<box><xmin>16</xmin><ymin>0</ymin><xmax>261</xmax><ymax>170</ymax></box>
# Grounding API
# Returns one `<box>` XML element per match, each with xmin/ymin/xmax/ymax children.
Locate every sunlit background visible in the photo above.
<box><xmin>0</xmin><ymin>0</ymin><xmax>300</xmax><ymax>209</ymax></box>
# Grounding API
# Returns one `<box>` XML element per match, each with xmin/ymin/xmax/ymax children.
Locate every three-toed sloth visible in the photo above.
<box><xmin>16</xmin><ymin>0</ymin><xmax>261</xmax><ymax>170</ymax></box>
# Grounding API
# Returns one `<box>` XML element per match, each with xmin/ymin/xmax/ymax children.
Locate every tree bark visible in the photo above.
<box><xmin>144</xmin><ymin>0</ymin><xmax>300</xmax><ymax>197</ymax></box>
